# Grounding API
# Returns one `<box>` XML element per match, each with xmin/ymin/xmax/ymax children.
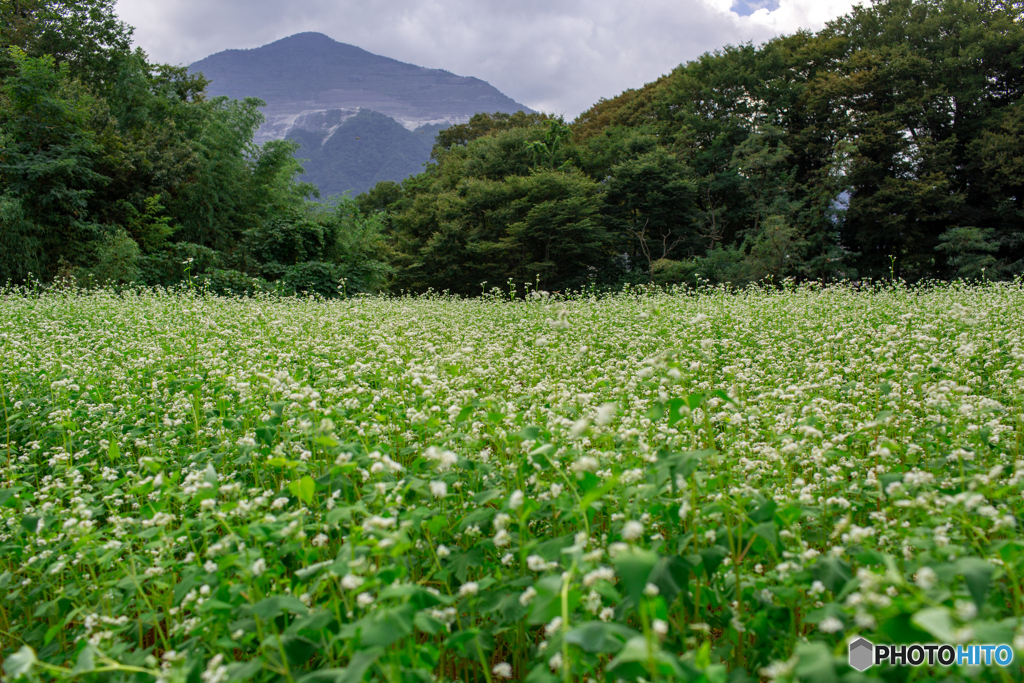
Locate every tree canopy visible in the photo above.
<box><xmin>0</xmin><ymin>0</ymin><xmax>392</xmax><ymax>295</ymax></box>
<box><xmin>364</xmin><ymin>0</ymin><xmax>1024</xmax><ymax>292</ymax></box>
<box><xmin>3</xmin><ymin>0</ymin><xmax>1023</xmax><ymax>295</ymax></box>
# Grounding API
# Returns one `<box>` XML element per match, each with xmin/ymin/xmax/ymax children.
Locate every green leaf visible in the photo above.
<box><xmin>448</xmin><ymin>548</ymin><xmax>485</xmax><ymax>582</ymax></box>
<box><xmin>647</xmin><ymin>556</ymin><xmax>689</xmax><ymax>604</ymax></box>
<box><xmin>792</xmin><ymin>642</ymin><xmax>837</xmax><ymax>683</ymax></box>
<box><xmin>972</xmin><ymin>618</ymin><xmax>1016</xmax><ymax>646</ymax></box>
<box><xmin>811</xmin><ymin>556</ymin><xmax>851</xmax><ymax>594</ymax></box>
<box><xmin>699</xmin><ymin>545</ymin><xmax>729</xmax><ymax>578</ymax></box>
<box><xmin>647</xmin><ymin>401</ymin><xmax>664</xmax><ymax>421</ymax></box>
<box><xmin>72</xmin><ymin>645</ymin><xmax>96</xmax><ymax>674</ymax></box>
<box><xmin>247</xmin><ymin>596</ymin><xmax>310</xmax><ymax>620</ymax></box>
<box><xmin>911</xmin><ymin>607</ymin><xmax>956</xmax><ymax>642</ymax></box>
<box><xmin>296</xmin><ymin>647</ymin><xmax>383</xmax><ymax>683</ymax></box>
<box><xmin>524</xmin><ymin>663</ymin><xmax>559</xmax><ymax>683</ymax></box>
<box><xmin>608</xmin><ymin>635</ymin><xmax>655</xmax><ymax>667</ymax></box>
<box><xmin>287</xmin><ymin>610</ymin><xmax>335</xmax><ymax>636</ymax></box>
<box><xmin>607</xmin><ymin>636</ymin><xmax>683</xmax><ymax>678</ymax></box>
<box><xmin>288</xmin><ymin>476</ymin><xmax>316</xmax><ymax>505</ymax></box>
<box><xmin>413</xmin><ymin>612</ymin><xmax>447</xmax><ymax>635</ymax></box>
<box><xmin>749</xmin><ymin>521</ymin><xmax>779</xmax><ymax>548</ymax></box>
<box><xmin>0</xmin><ymin>487</ymin><xmax>23</xmax><ymax>508</ymax></box>
<box><xmin>20</xmin><ymin>515</ymin><xmax>39</xmax><ymax>534</ymax></box>
<box><xmin>279</xmin><ymin>634</ymin><xmax>316</xmax><ymax>665</ymax></box>
<box><xmin>3</xmin><ymin>645</ymin><xmax>37</xmax><ymax>678</ymax></box>
<box><xmin>565</xmin><ymin>621</ymin><xmax>639</xmax><ymax>653</ymax></box>
<box><xmin>955</xmin><ymin>557</ymin><xmax>994</xmax><ymax>610</ymax></box>
<box><xmin>226</xmin><ymin>660</ymin><xmax>263</xmax><ymax>682</ymax></box>
<box><xmin>666</xmin><ymin>398</ymin><xmax>687</xmax><ymax>425</ymax></box>
<box><xmin>350</xmin><ymin>605</ymin><xmax>415</xmax><ymax>648</ymax></box>
<box><xmin>658</xmin><ymin>449</ymin><xmax>714</xmax><ymax>480</ymax></box>
<box><xmin>445</xmin><ymin>628</ymin><xmax>494</xmax><ymax>656</ymax></box>
<box><xmin>108</xmin><ymin>440</ymin><xmax>120</xmax><ymax>461</ymax></box>
<box><xmin>528</xmin><ymin>575</ymin><xmax>579</xmax><ymax>624</ymax></box>
<box><xmin>473</xmin><ymin>489</ymin><xmax>503</xmax><ymax>505</ymax></box>
<box><xmin>612</xmin><ymin>547</ymin><xmax>658</xmax><ymax>606</ymax></box>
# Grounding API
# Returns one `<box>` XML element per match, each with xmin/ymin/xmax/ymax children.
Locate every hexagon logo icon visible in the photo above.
<box><xmin>849</xmin><ymin>637</ymin><xmax>874</xmax><ymax>672</ymax></box>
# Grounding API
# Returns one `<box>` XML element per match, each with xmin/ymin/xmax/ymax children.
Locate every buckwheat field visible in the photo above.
<box><xmin>1</xmin><ymin>282</ymin><xmax>1023</xmax><ymax>683</ymax></box>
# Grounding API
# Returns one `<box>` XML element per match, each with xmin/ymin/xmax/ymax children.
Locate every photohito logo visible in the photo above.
<box><xmin>848</xmin><ymin>638</ymin><xmax>1015</xmax><ymax>670</ymax></box>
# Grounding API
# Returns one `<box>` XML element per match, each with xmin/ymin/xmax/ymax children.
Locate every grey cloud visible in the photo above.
<box><xmin>114</xmin><ymin>0</ymin><xmax>851</xmax><ymax>118</ymax></box>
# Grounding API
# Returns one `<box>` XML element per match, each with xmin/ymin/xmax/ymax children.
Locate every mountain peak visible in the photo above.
<box><xmin>190</xmin><ymin>33</ymin><xmax>530</xmax><ymax>130</ymax></box>
<box><xmin>189</xmin><ymin>34</ymin><xmax>531</xmax><ymax>196</ymax></box>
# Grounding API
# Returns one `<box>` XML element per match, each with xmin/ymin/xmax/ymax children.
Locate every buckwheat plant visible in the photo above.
<box><xmin>0</xmin><ymin>281</ymin><xmax>1022</xmax><ymax>683</ymax></box>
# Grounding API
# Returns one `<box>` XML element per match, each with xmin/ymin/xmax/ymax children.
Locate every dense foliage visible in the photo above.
<box><xmin>366</xmin><ymin>0</ymin><xmax>1024</xmax><ymax>294</ymax></box>
<box><xmin>1</xmin><ymin>282</ymin><xmax>1023</xmax><ymax>682</ymax></box>
<box><xmin>4</xmin><ymin>0</ymin><xmax>1022</xmax><ymax>295</ymax></box>
<box><xmin>287</xmin><ymin>111</ymin><xmax>446</xmax><ymax>199</ymax></box>
<box><xmin>0</xmin><ymin>0</ymin><xmax>391</xmax><ymax>296</ymax></box>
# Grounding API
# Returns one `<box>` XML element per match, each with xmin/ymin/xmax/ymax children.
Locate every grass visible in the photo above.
<box><xmin>0</xmin><ymin>281</ymin><xmax>1022</xmax><ymax>683</ymax></box>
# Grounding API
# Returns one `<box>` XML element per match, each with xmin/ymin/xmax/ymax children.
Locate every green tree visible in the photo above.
<box><xmin>603</xmin><ymin>148</ymin><xmax>697</xmax><ymax>275</ymax></box>
<box><xmin>0</xmin><ymin>0</ymin><xmax>135</xmax><ymax>90</ymax></box>
<box><xmin>0</xmin><ymin>48</ymin><xmax>106</xmax><ymax>281</ymax></box>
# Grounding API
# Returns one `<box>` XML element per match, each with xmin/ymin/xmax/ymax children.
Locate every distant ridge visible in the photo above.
<box><xmin>190</xmin><ymin>32</ymin><xmax>531</xmax><ymax>140</ymax></box>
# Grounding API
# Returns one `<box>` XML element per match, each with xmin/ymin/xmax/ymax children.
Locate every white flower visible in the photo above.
<box><xmin>643</xmin><ymin>582</ymin><xmax>660</xmax><ymax>597</ymax></box>
<box><xmin>583</xmin><ymin>567</ymin><xmax>615</xmax><ymax>587</ymax></box>
<box><xmin>571</xmin><ymin>456</ymin><xmax>599</xmax><ymax>474</ymax></box>
<box><xmin>341</xmin><ymin>574</ymin><xmax>364</xmax><ymax>590</ymax></box>
<box><xmin>519</xmin><ymin>587</ymin><xmax>537</xmax><ymax>606</ymax></box>
<box><xmin>424</xmin><ymin>446</ymin><xmax>458</xmax><ymax>471</ymax></box>
<box><xmin>569</xmin><ymin>418</ymin><xmax>591</xmax><ymax>438</ymax></box>
<box><xmin>955</xmin><ymin>600</ymin><xmax>977</xmax><ymax>621</ymax></box>
<box><xmin>595</xmin><ymin>402</ymin><xmax>617</xmax><ymax>425</ymax></box>
<box><xmin>622</xmin><ymin>520</ymin><xmax>644</xmax><ymax>542</ymax></box>
<box><xmin>818</xmin><ymin>616</ymin><xmax>844</xmax><ymax>633</ymax></box>
<box><xmin>652</xmin><ymin>619</ymin><xmax>669</xmax><ymax>638</ymax></box>
<box><xmin>599</xmin><ymin>607</ymin><xmax>614</xmax><ymax>622</ymax></box>
<box><xmin>356</xmin><ymin>592</ymin><xmax>375</xmax><ymax>607</ymax></box>
<box><xmin>492</xmin><ymin>662</ymin><xmax>513</xmax><ymax>679</ymax></box>
<box><xmin>509</xmin><ymin>490</ymin><xmax>524</xmax><ymax>510</ymax></box>
<box><xmin>436</xmin><ymin>544</ymin><xmax>451</xmax><ymax>559</ymax></box>
<box><xmin>430</xmin><ymin>480</ymin><xmax>448</xmax><ymax>498</ymax></box>
<box><xmin>914</xmin><ymin>566</ymin><xmax>938</xmax><ymax>590</ymax></box>
<box><xmin>459</xmin><ymin>582</ymin><xmax>479</xmax><ymax>597</ymax></box>
<box><xmin>204</xmin><ymin>560</ymin><xmax>217</xmax><ymax>573</ymax></box>
<box><xmin>527</xmin><ymin>555</ymin><xmax>555</xmax><ymax>571</ymax></box>
<box><xmin>493</xmin><ymin>529</ymin><xmax>511</xmax><ymax>547</ymax></box>
<box><xmin>250</xmin><ymin>558</ymin><xmax>266</xmax><ymax>577</ymax></box>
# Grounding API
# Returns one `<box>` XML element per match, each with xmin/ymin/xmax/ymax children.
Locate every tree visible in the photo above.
<box><xmin>0</xmin><ymin>48</ymin><xmax>106</xmax><ymax>281</ymax></box>
<box><xmin>603</xmin><ymin>148</ymin><xmax>697</xmax><ymax>274</ymax></box>
<box><xmin>0</xmin><ymin>0</ymin><xmax>135</xmax><ymax>91</ymax></box>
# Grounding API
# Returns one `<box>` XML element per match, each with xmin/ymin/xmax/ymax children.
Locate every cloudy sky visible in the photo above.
<box><xmin>113</xmin><ymin>0</ymin><xmax>861</xmax><ymax>118</ymax></box>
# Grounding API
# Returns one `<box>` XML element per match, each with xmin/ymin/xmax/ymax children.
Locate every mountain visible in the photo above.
<box><xmin>190</xmin><ymin>32</ymin><xmax>531</xmax><ymax>142</ymax></box>
<box><xmin>290</xmin><ymin>110</ymin><xmax>445</xmax><ymax>197</ymax></box>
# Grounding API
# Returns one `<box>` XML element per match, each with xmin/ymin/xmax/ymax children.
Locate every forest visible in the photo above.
<box><xmin>2</xmin><ymin>0</ymin><xmax>1023</xmax><ymax>296</ymax></box>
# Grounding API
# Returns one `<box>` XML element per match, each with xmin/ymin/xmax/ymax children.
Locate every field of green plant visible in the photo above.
<box><xmin>1</xmin><ymin>282</ymin><xmax>1023</xmax><ymax>683</ymax></box>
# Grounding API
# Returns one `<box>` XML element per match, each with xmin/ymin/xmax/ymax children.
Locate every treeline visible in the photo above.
<box><xmin>362</xmin><ymin>0</ymin><xmax>1024</xmax><ymax>294</ymax></box>
<box><xmin>3</xmin><ymin>0</ymin><xmax>1023</xmax><ymax>297</ymax></box>
<box><xmin>0</xmin><ymin>0</ymin><xmax>392</xmax><ymax>297</ymax></box>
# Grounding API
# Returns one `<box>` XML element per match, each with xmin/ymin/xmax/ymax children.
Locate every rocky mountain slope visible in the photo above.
<box><xmin>190</xmin><ymin>32</ymin><xmax>531</xmax><ymax>145</ymax></box>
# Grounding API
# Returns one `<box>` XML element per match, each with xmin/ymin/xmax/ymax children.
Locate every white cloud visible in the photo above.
<box><xmin>114</xmin><ymin>0</ymin><xmax>860</xmax><ymax>118</ymax></box>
